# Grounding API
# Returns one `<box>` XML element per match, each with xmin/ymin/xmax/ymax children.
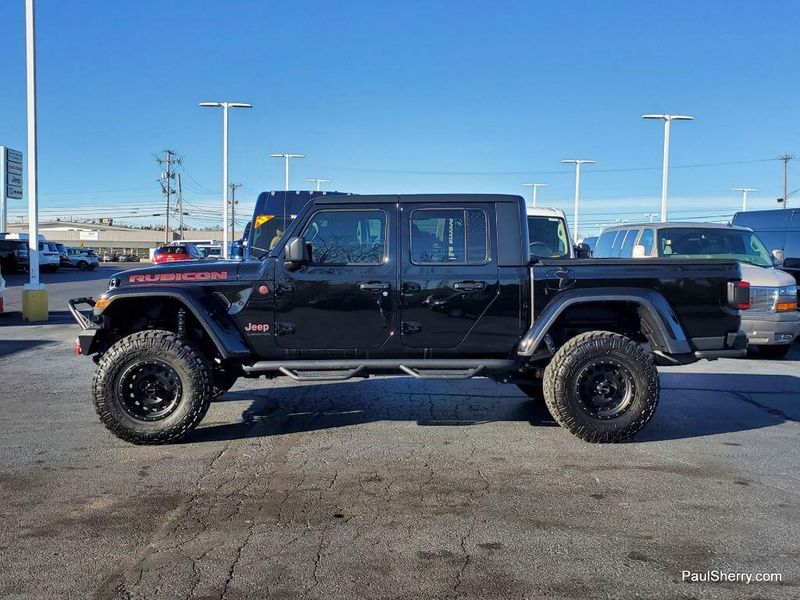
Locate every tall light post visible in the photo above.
<box><xmin>307</xmin><ymin>177</ymin><xmax>331</xmax><ymax>191</ymax></box>
<box><xmin>271</xmin><ymin>153</ymin><xmax>305</xmax><ymax>228</ymax></box>
<box><xmin>199</xmin><ymin>101</ymin><xmax>252</xmax><ymax>258</ymax></box>
<box><xmin>561</xmin><ymin>160</ymin><xmax>595</xmax><ymax>241</ymax></box>
<box><xmin>522</xmin><ymin>183</ymin><xmax>548</xmax><ymax>208</ymax></box>
<box><xmin>732</xmin><ymin>188</ymin><xmax>757</xmax><ymax>211</ymax></box>
<box><xmin>644</xmin><ymin>213</ymin><xmax>658</xmax><ymax>223</ymax></box>
<box><xmin>641</xmin><ymin>114</ymin><xmax>694</xmax><ymax>222</ymax></box>
<box><xmin>22</xmin><ymin>0</ymin><xmax>48</xmax><ymax>321</ymax></box>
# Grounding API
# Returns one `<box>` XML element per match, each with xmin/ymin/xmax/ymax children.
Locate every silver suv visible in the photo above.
<box><xmin>594</xmin><ymin>222</ymin><xmax>799</xmax><ymax>358</ymax></box>
<box><xmin>66</xmin><ymin>247</ymin><xmax>99</xmax><ymax>271</ymax></box>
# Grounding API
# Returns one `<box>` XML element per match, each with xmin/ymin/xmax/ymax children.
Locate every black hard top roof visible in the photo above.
<box><xmin>314</xmin><ymin>193</ymin><xmax>524</xmax><ymax>205</ymax></box>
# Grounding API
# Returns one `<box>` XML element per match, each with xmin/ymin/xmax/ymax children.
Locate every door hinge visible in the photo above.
<box><xmin>275</xmin><ymin>322</ymin><xmax>296</xmax><ymax>335</ymax></box>
<box><xmin>402</xmin><ymin>321</ymin><xmax>422</xmax><ymax>335</ymax></box>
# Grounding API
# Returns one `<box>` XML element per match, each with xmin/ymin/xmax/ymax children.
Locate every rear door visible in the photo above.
<box><xmin>273</xmin><ymin>203</ymin><xmax>397</xmax><ymax>349</ymax></box>
<box><xmin>399</xmin><ymin>202</ymin><xmax>498</xmax><ymax>349</ymax></box>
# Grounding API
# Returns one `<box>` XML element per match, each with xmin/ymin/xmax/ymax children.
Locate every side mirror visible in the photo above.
<box><xmin>284</xmin><ymin>236</ymin><xmax>310</xmax><ymax>271</ymax></box>
<box><xmin>230</xmin><ymin>240</ymin><xmax>245</xmax><ymax>261</ymax></box>
<box><xmin>632</xmin><ymin>244</ymin><xmax>647</xmax><ymax>258</ymax></box>
<box><xmin>575</xmin><ymin>242</ymin><xmax>592</xmax><ymax>258</ymax></box>
<box><xmin>772</xmin><ymin>248</ymin><xmax>785</xmax><ymax>266</ymax></box>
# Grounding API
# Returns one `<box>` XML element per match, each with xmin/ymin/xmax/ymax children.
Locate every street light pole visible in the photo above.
<box><xmin>25</xmin><ymin>0</ymin><xmax>40</xmax><ymax>291</ymax></box>
<box><xmin>522</xmin><ymin>183</ymin><xmax>548</xmax><ymax>208</ymax></box>
<box><xmin>732</xmin><ymin>188</ymin><xmax>757</xmax><ymax>212</ymax></box>
<box><xmin>560</xmin><ymin>160</ymin><xmax>595</xmax><ymax>241</ymax></box>
<box><xmin>199</xmin><ymin>101</ymin><xmax>252</xmax><ymax>258</ymax></box>
<box><xmin>306</xmin><ymin>178</ymin><xmax>331</xmax><ymax>191</ymax></box>
<box><xmin>641</xmin><ymin>114</ymin><xmax>694</xmax><ymax>222</ymax></box>
<box><xmin>270</xmin><ymin>153</ymin><xmax>305</xmax><ymax>228</ymax></box>
<box><xmin>644</xmin><ymin>213</ymin><xmax>658</xmax><ymax>223</ymax></box>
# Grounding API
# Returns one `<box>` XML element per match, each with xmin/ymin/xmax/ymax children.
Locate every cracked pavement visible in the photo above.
<box><xmin>1</xmin><ymin>269</ymin><xmax>799</xmax><ymax>599</ymax></box>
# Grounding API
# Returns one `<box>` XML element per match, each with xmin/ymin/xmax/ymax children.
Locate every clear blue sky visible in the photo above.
<box><xmin>1</xmin><ymin>0</ymin><xmax>799</xmax><ymax>235</ymax></box>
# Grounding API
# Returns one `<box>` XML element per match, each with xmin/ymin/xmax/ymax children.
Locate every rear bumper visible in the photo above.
<box><xmin>692</xmin><ymin>330</ymin><xmax>748</xmax><ymax>360</ymax></box>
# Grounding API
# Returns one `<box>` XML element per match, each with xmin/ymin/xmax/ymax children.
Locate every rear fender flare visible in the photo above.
<box><xmin>517</xmin><ymin>287</ymin><xmax>691</xmax><ymax>356</ymax></box>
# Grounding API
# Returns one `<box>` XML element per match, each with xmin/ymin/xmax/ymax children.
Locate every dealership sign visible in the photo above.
<box><xmin>2</xmin><ymin>147</ymin><xmax>23</xmax><ymax>199</ymax></box>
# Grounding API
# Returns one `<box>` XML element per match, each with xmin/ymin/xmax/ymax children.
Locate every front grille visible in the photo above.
<box><xmin>749</xmin><ymin>286</ymin><xmax>777</xmax><ymax>313</ymax></box>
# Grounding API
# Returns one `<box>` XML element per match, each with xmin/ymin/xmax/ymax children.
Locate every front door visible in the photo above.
<box><xmin>399</xmin><ymin>203</ymin><xmax>499</xmax><ymax>349</ymax></box>
<box><xmin>273</xmin><ymin>204</ymin><xmax>397</xmax><ymax>350</ymax></box>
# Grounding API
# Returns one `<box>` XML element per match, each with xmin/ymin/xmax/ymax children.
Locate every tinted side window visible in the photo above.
<box><xmin>303</xmin><ymin>209</ymin><xmax>387</xmax><ymax>265</ymax></box>
<box><xmin>638</xmin><ymin>229</ymin><xmax>654</xmax><ymax>254</ymax></box>
<box><xmin>611</xmin><ymin>230</ymin><xmax>630</xmax><ymax>257</ymax></box>
<box><xmin>620</xmin><ymin>229</ymin><xmax>639</xmax><ymax>257</ymax></box>
<box><xmin>593</xmin><ymin>231</ymin><xmax>616</xmax><ymax>257</ymax></box>
<box><xmin>411</xmin><ymin>209</ymin><xmax>488</xmax><ymax>264</ymax></box>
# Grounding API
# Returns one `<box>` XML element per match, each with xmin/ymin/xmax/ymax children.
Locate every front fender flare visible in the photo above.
<box><xmin>517</xmin><ymin>287</ymin><xmax>691</xmax><ymax>356</ymax></box>
<box><xmin>99</xmin><ymin>287</ymin><xmax>251</xmax><ymax>360</ymax></box>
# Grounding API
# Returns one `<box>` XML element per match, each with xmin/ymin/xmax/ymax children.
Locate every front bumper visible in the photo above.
<box><xmin>741</xmin><ymin>312</ymin><xmax>800</xmax><ymax>346</ymax></box>
<box><xmin>67</xmin><ymin>297</ymin><xmax>101</xmax><ymax>355</ymax></box>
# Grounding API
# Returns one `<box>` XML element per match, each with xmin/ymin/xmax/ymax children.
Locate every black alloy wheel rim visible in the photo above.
<box><xmin>574</xmin><ymin>359</ymin><xmax>636</xmax><ymax>419</ymax></box>
<box><xmin>117</xmin><ymin>360</ymin><xmax>183</xmax><ymax>421</ymax></box>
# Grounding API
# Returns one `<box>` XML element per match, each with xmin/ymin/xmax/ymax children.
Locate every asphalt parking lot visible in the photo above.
<box><xmin>1</xmin><ymin>266</ymin><xmax>799</xmax><ymax>599</ymax></box>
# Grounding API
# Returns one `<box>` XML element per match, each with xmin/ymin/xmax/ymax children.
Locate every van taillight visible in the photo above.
<box><xmin>727</xmin><ymin>281</ymin><xmax>750</xmax><ymax>310</ymax></box>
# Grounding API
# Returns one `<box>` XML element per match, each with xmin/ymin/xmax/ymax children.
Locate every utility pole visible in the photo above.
<box><xmin>522</xmin><ymin>183</ymin><xmax>548</xmax><ymax>208</ymax></box>
<box><xmin>778</xmin><ymin>154</ymin><xmax>794</xmax><ymax>208</ymax></box>
<box><xmin>155</xmin><ymin>149</ymin><xmax>181</xmax><ymax>245</ymax></box>
<box><xmin>228</xmin><ymin>183</ymin><xmax>242</xmax><ymax>241</ymax></box>
<box><xmin>732</xmin><ymin>188</ymin><xmax>757</xmax><ymax>212</ymax></box>
<box><xmin>306</xmin><ymin>177</ymin><xmax>331</xmax><ymax>191</ymax></box>
<box><xmin>177</xmin><ymin>173</ymin><xmax>184</xmax><ymax>239</ymax></box>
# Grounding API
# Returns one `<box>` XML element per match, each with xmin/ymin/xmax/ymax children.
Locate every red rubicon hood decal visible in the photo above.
<box><xmin>128</xmin><ymin>271</ymin><xmax>229</xmax><ymax>283</ymax></box>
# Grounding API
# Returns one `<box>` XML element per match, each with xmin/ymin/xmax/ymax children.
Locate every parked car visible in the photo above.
<box><xmin>0</xmin><ymin>238</ymin><xmax>30</xmax><ymax>272</ymax></box>
<box><xmin>526</xmin><ymin>207</ymin><xmax>576</xmax><ymax>259</ymax></box>
<box><xmin>581</xmin><ymin>236</ymin><xmax>598</xmax><ymax>254</ymax></box>
<box><xmin>4</xmin><ymin>234</ymin><xmax>60</xmax><ymax>272</ymax></box>
<box><xmin>732</xmin><ymin>208</ymin><xmax>800</xmax><ymax>289</ymax></box>
<box><xmin>152</xmin><ymin>243</ymin><xmax>204</xmax><ymax>264</ymax></box>
<box><xmin>69</xmin><ymin>193</ymin><xmax>747</xmax><ymax>445</ymax></box>
<box><xmin>100</xmin><ymin>252</ymin><xmax>118</xmax><ymax>262</ymax></box>
<box><xmin>594</xmin><ymin>222</ymin><xmax>799</xmax><ymax>357</ymax></box>
<box><xmin>55</xmin><ymin>243</ymin><xmax>70</xmax><ymax>267</ymax></box>
<box><xmin>65</xmin><ymin>247</ymin><xmax>99</xmax><ymax>271</ymax></box>
<box><xmin>117</xmin><ymin>253</ymin><xmax>141</xmax><ymax>262</ymax></box>
<box><xmin>0</xmin><ymin>263</ymin><xmax>5</xmax><ymax>315</ymax></box>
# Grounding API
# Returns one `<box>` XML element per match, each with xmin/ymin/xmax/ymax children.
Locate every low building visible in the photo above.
<box><xmin>6</xmin><ymin>221</ymin><xmax>224</xmax><ymax>258</ymax></box>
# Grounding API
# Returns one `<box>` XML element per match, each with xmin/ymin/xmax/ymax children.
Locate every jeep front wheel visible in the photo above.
<box><xmin>543</xmin><ymin>331</ymin><xmax>659</xmax><ymax>443</ymax></box>
<box><xmin>92</xmin><ymin>330</ymin><xmax>213</xmax><ymax>444</ymax></box>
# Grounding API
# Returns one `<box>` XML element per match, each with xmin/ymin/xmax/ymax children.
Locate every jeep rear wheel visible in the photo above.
<box><xmin>92</xmin><ymin>330</ymin><xmax>213</xmax><ymax>444</ymax></box>
<box><xmin>543</xmin><ymin>331</ymin><xmax>659</xmax><ymax>443</ymax></box>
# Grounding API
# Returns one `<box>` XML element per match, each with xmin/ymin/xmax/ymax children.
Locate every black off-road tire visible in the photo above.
<box><xmin>92</xmin><ymin>330</ymin><xmax>213</xmax><ymax>444</ymax></box>
<box><xmin>543</xmin><ymin>331</ymin><xmax>659</xmax><ymax>443</ymax></box>
<box><xmin>756</xmin><ymin>344</ymin><xmax>791</xmax><ymax>359</ymax></box>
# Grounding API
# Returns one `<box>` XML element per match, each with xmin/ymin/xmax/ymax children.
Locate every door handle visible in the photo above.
<box><xmin>359</xmin><ymin>281</ymin><xmax>390</xmax><ymax>292</ymax></box>
<box><xmin>453</xmin><ymin>281</ymin><xmax>486</xmax><ymax>292</ymax></box>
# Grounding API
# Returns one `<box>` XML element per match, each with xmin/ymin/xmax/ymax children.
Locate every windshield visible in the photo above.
<box><xmin>658</xmin><ymin>227</ymin><xmax>773</xmax><ymax>267</ymax></box>
<box><xmin>527</xmin><ymin>216</ymin><xmax>571</xmax><ymax>259</ymax></box>
<box><xmin>251</xmin><ymin>214</ymin><xmax>295</xmax><ymax>256</ymax></box>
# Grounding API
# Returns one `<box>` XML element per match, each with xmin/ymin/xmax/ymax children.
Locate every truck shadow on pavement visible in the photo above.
<box><xmin>186</xmin><ymin>372</ymin><xmax>798</xmax><ymax>444</ymax></box>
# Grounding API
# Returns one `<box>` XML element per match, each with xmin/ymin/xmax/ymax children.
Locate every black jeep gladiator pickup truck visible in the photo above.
<box><xmin>69</xmin><ymin>194</ymin><xmax>748</xmax><ymax>445</ymax></box>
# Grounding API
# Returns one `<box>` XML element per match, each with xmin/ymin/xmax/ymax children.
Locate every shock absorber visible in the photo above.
<box><xmin>177</xmin><ymin>307</ymin><xmax>186</xmax><ymax>338</ymax></box>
